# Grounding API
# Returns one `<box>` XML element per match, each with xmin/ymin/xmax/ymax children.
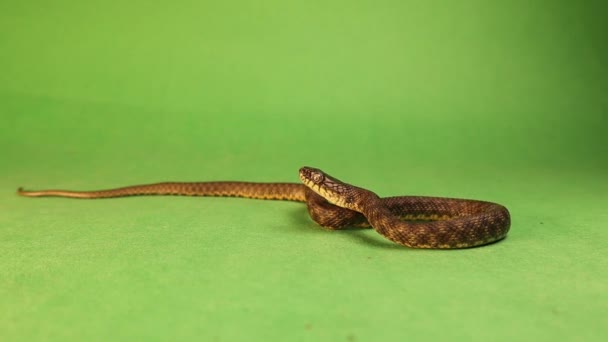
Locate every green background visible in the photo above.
<box><xmin>1</xmin><ymin>1</ymin><xmax>607</xmax><ymax>341</ymax></box>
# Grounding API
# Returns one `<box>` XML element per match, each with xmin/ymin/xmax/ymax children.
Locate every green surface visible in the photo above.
<box><xmin>1</xmin><ymin>1</ymin><xmax>607</xmax><ymax>341</ymax></box>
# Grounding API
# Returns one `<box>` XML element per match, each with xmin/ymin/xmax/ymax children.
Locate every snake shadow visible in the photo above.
<box><xmin>285</xmin><ymin>207</ymin><xmax>405</xmax><ymax>250</ymax></box>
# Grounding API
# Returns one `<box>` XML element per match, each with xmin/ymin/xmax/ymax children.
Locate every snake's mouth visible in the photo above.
<box><xmin>299</xmin><ymin>166</ymin><xmax>318</xmax><ymax>189</ymax></box>
<box><xmin>299</xmin><ymin>167</ymin><xmax>351</xmax><ymax>209</ymax></box>
<box><xmin>299</xmin><ymin>166</ymin><xmax>329</xmax><ymax>194</ymax></box>
<box><xmin>298</xmin><ymin>166</ymin><xmax>312</xmax><ymax>180</ymax></box>
<box><xmin>299</xmin><ymin>166</ymin><xmax>326</xmax><ymax>189</ymax></box>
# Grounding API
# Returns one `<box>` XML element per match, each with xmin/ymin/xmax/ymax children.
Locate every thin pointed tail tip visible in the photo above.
<box><xmin>17</xmin><ymin>187</ymin><xmax>42</xmax><ymax>197</ymax></box>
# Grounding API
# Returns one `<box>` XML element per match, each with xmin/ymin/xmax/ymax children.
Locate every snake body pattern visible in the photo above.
<box><xmin>17</xmin><ymin>167</ymin><xmax>511</xmax><ymax>249</ymax></box>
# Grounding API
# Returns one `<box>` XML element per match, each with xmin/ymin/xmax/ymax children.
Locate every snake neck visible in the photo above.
<box><xmin>348</xmin><ymin>190</ymin><xmax>382</xmax><ymax>213</ymax></box>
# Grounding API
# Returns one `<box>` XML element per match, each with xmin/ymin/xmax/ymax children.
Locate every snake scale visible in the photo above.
<box><xmin>17</xmin><ymin>167</ymin><xmax>511</xmax><ymax>249</ymax></box>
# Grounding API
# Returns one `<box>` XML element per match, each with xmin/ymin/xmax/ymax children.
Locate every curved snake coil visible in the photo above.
<box><xmin>17</xmin><ymin>167</ymin><xmax>510</xmax><ymax>249</ymax></box>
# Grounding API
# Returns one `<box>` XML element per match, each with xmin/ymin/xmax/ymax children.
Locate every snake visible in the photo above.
<box><xmin>17</xmin><ymin>166</ymin><xmax>510</xmax><ymax>249</ymax></box>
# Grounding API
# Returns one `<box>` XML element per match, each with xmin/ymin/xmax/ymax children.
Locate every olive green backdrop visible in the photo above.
<box><xmin>1</xmin><ymin>1</ymin><xmax>607</xmax><ymax>341</ymax></box>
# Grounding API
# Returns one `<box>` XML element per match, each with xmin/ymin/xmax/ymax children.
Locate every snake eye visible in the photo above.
<box><xmin>311</xmin><ymin>172</ymin><xmax>324</xmax><ymax>184</ymax></box>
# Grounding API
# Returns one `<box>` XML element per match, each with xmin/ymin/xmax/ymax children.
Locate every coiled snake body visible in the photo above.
<box><xmin>18</xmin><ymin>167</ymin><xmax>510</xmax><ymax>249</ymax></box>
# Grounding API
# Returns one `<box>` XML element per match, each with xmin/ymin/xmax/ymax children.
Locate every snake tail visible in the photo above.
<box><xmin>17</xmin><ymin>182</ymin><xmax>307</xmax><ymax>202</ymax></box>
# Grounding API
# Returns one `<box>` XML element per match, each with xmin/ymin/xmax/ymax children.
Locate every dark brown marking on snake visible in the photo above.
<box><xmin>17</xmin><ymin>167</ymin><xmax>510</xmax><ymax>249</ymax></box>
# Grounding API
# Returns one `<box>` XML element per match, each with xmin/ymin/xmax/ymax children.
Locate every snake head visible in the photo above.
<box><xmin>299</xmin><ymin>167</ymin><xmax>364</xmax><ymax>210</ymax></box>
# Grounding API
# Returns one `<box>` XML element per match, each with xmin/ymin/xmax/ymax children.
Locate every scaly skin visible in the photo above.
<box><xmin>17</xmin><ymin>167</ymin><xmax>511</xmax><ymax>249</ymax></box>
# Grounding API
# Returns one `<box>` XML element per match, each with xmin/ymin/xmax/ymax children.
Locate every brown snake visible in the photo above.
<box><xmin>17</xmin><ymin>167</ymin><xmax>510</xmax><ymax>249</ymax></box>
